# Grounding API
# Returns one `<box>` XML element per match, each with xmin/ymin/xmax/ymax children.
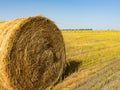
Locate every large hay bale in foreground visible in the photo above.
<box><xmin>0</xmin><ymin>16</ymin><xmax>66</xmax><ymax>90</ymax></box>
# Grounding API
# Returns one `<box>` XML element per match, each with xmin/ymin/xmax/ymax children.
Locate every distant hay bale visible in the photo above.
<box><xmin>0</xmin><ymin>16</ymin><xmax>66</xmax><ymax>90</ymax></box>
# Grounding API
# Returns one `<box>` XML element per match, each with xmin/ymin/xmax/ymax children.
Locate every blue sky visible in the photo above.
<box><xmin>0</xmin><ymin>0</ymin><xmax>120</xmax><ymax>29</ymax></box>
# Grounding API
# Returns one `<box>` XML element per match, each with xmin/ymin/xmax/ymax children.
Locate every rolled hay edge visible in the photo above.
<box><xmin>0</xmin><ymin>16</ymin><xmax>66</xmax><ymax>90</ymax></box>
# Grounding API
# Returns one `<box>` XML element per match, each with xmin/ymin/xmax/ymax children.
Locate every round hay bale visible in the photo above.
<box><xmin>0</xmin><ymin>16</ymin><xmax>66</xmax><ymax>90</ymax></box>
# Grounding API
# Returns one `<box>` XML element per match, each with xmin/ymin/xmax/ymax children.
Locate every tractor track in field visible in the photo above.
<box><xmin>81</xmin><ymin>44</ymin><xmax>120</xmax><ymax>54</ymax></box>
<box><xmin>63</xmin><ymin>57</ymin><xmax>120</xmax><ymax>90</ymax></box>
<box><xmin>100</xmin><ymin>71</ymin><xmax>120</xmax><ymax>90</ymax></box>
<box><xmin>68</xmin><ymin>44</ymin><xmax>120</xmax><ymax>59</ymax></box>
<box><xmin>80</xmin><ymin>44</ymin><xmax>120</xmax><ymax>54</ymax></box>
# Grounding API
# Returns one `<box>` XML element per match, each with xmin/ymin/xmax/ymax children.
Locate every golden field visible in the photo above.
<box><xmin>53</xmin><ymin>30</ymin><xmax>120</xmax><ymax>90</ymax></box>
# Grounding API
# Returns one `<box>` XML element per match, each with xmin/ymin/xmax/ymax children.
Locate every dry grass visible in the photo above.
<box><xmin>0</xmin><ymin>16</ymin><xmax>66</xmax><ymax>90</ymax></box>
<box><xmin>53</xmin><ymin>30</ymin><xmax>120</xmax><ymax>90</ymax></box>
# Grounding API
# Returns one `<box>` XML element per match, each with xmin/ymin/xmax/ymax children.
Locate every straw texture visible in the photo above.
<box><xmin>0</xmin><ymin>16</ymin><xmax>66</xmax><ymax>90</ymax></box>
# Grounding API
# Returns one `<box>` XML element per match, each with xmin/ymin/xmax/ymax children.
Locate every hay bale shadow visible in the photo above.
<box><xmin>62</xmin><ymin>60</ymin><xmax>82</xmax><ymax>80</ymax></box>
<box><xmin>52</xmin><ymin>60</ymin><xmax>82</xmax><ymax>89</ymax></box>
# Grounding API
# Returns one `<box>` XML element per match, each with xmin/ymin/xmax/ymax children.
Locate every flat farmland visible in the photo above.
<box><xmin>53</xmin><ymin>30</ymin><xmax>120</xmax><ymax>90</ymax></box>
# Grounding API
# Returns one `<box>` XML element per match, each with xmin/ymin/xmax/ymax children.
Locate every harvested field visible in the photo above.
<box><xmin>53</xmin><ymin>30</ymin><xmax>120</xmax><ymax>90</ymax></box>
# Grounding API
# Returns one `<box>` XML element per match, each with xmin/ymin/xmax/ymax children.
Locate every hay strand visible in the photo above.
<box><xmin>0</xmin><ymin>16</ymin><xmax>66</xmax><ymax>90</ymax></box>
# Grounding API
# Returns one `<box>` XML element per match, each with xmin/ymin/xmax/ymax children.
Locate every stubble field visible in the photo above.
<box><xmin>53</xmin><ymin>30</ymin><xmax>120</xmax><ymax>90</ymax></box>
